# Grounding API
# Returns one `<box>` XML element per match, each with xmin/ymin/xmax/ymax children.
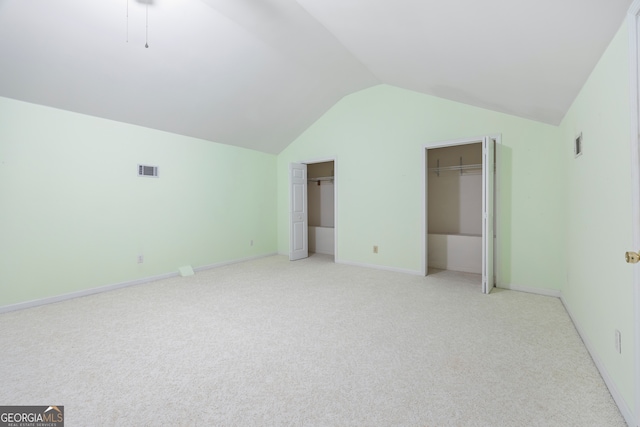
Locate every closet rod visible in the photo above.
<box><xmin>307</xmin><ymin>176</ymin><xmax>334</xmax><ymax>182</ymax></box>
<box><xmin>428</xmin><ymin>164</ymin><xmax>482</xmax><ymax>173</ymax></box>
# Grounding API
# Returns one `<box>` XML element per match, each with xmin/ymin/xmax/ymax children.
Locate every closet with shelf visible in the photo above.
<box><xmin>307</xmin><ymin>161</ymin><xmax>335</xmax><ymax>256</ymax></box>
<box><xmin>427</xmin><ymin>143</ymin><xmax>483</xmax><ymax>274</ymax></box>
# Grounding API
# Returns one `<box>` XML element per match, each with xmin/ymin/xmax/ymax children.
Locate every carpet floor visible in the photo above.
<box><xmin>0</xmin><ymin>254</ymin><xmax>627</xmax><ymax>426</ymax></box>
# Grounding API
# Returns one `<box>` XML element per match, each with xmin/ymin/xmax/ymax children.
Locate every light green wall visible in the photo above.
<box><xmin>0</xmin><ymin>97</ymin><xmax>277</xmax><ymax>307</ymax></box>
<box><xmin>277</xmin><ymin>84</ymin><xmax>566</xmax><ymax>291</ymax></box>
<box><xmin>559</xmin><ymin>22</ymin><xmax>635</xmax><ymax>410</ymax></box>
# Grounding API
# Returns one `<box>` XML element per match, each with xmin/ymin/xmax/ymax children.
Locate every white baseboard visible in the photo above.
<box><xmin>0</xmin><ymin>252</ymin><xmax>278</xmax><ymax>314</ymax></box>
<box><xmin>277</xmin><ymin>252</ymin><xmax>422</xmax><ymax>276</ymax></box>
<box><xmin>193</xmin><ymin>253</ymin><xmax>278</xmax><ymax>272</ymax></box>
<box><xmin>310</xmin><ymin>250</ymin><xmax>335</xmax><ymax>256</ymax></box>
<box><xmin>0</xmin><ymin>271</ymin><xmax>178</xmax><ymax>314</ymax></box>
<box><xmin>498</xmin><ymin>283</ymin><xmax>561</xmax><ymax>298</ymax></box>
<box><xmin>560</xmin><ymin>295</ymin><xmax>636</xmax><ymax>427</ymax></box>
<box><xmin>335</xmin><ymin>259</ymin><xmax>423</xmax><ymax>276</ymax></box>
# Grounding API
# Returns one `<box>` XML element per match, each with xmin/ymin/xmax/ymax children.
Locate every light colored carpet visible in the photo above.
<box><xmin>0</xmin><ymin>254</ymin><xmax>626</xmax><ymax>426</ymax></box>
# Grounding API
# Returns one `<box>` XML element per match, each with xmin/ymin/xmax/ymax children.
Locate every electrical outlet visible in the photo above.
<box><xmin>250</xmin><ymin>240</ymin><xmax>254</xmax><ymax>246</ymax></box>
<box><xmin>137</xmin><ymin>254</ymin><xmax>144</xmax><ymax>264</ymax></box>
<box><xmin>373</xmin><ymin>245</ymin><xmax>378</xmax><ymax>254</ymax></box>
<box><xmin>615</xmin><ymin>330</ymin><xmax>621</xmax><ymax>354</ymax></box>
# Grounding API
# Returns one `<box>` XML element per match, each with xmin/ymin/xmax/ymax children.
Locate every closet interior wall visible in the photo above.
<box><xmin>428</xmin><ymin>143</ymin><xmax>482</xmax><ymax>274</ymax></box>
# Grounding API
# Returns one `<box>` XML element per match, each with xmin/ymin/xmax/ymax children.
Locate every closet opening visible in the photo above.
<box><xmin>289</xmin><ymin>159</ymin><xmax>336</xmax><ymax>262</ymax></box>
<box><xmin>423</xmin><ymin>136</ymin><xmax>496</xmax><ymax>293</ymax></box>
<box><xmin>307</xmin><ymin>161</ymin><xmax>335</xmax><ymax>260</ymax></box>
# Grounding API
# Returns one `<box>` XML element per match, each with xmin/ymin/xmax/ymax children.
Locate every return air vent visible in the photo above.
<box><xmin>138</xmin><ymin>164</ymin><xmax>158</xmax><ymax>177</ymax></box>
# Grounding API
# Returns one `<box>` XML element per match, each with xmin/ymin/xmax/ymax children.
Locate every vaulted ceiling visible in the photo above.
<box><xmin>0</xmin><ymin>0</ymin><xmax>632</xmax><ymax>154</ymax></box>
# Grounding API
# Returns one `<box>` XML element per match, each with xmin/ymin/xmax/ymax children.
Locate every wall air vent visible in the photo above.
<box><xmin>138</xmin><ymin>164</ymin><xmax>159</xmax><ymax>177</ymax></box>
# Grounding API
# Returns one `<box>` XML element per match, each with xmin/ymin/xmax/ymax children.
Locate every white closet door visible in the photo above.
<box><xmin>482</xmin><ymin>136</ymin><xmax>495</xmax><ymax>294</ymax></box>
<box><xmin>289</xmin><ymin>163</ymin><xmax>308</xmax><ymax>261</ymax></box>
<box><xmin>424</xmin><ymin>149</ymin><xmax>429</xmax><ymax>274</ymax></box>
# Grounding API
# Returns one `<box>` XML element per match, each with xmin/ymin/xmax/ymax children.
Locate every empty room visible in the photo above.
<box><xmin>1</xmin><ymin>0</ymin><xmax>639</xmax><ymax>425</ymax></box>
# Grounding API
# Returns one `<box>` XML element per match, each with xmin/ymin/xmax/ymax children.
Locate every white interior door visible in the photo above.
<box><xmin>630</xmin><ymin>8</ymin><xmax>640</xmax><ymax>423</ymax></box>
<box><xmin>424</xmin><ymin>149</ymin><xmax>429</xmax><ymax>274</ymax></box>
<box><xmin>289</xmin><ymin>162</ymin><xmax>308</xmax><ymax>261</ymax></box>
<box><xmin>482</xmin><ymin>136</ymin><xmax>495</xmax><ymax>294</ymax></box>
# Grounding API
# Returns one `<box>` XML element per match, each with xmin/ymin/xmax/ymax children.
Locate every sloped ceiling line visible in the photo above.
<box><xmin>0</xmin><ymin>0</ymin><xmax>632</xmax><ymax>153</ymax></box>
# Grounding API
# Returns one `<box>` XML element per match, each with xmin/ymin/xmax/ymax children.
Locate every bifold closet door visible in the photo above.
<box><xmin>289</xmin><ymin>163</ymin><xmax>308</xmax><ymax>261</ymax></box>
<box><xmin>482</xmin><ymin>136</ymin><xmax>495</xmax><ymax>294</ymax></box>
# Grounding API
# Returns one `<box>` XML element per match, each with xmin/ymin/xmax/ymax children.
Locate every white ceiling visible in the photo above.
<box><xmin>0</xmin><ymin>0</ymin><xmax>632</xmax><ymax>154</ymax></box>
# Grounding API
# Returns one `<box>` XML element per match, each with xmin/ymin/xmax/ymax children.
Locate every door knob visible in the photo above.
<box><xmin>625</xmin><ymin>251</ymin><xmax>640</xmax><ymax>264</ymax></box>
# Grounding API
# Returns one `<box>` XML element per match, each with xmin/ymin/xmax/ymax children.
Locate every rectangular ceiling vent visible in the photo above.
<box><xmin>138</xmin><ymin>164</ymin><xmax>158</xmax><ymax>177</ymax></box>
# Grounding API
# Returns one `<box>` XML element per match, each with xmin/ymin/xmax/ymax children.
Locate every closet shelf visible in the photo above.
<box><xmin>429</xmin><ymin>164</ymin><xmax>482</xmax><ymax>175</ymax></box>
<box><xmin>308</xmin><ymin>176</ymin><xmax>334</xmax><ymax>183</ymax></box>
